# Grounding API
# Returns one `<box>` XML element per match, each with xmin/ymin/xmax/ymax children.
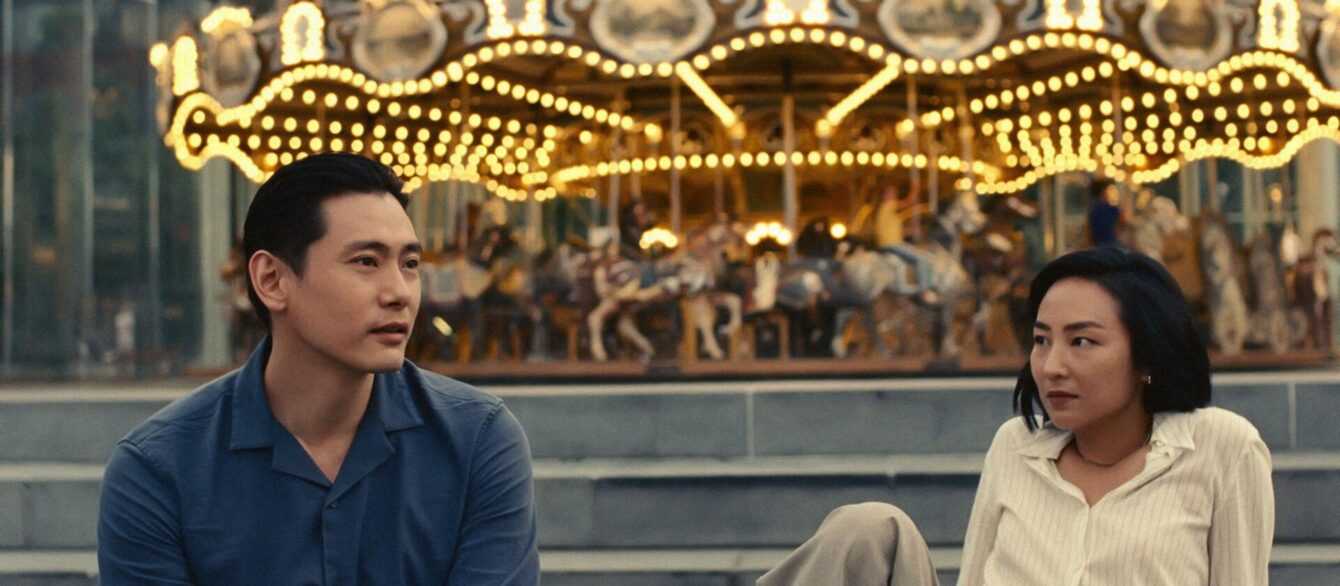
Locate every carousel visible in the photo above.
<box><xmin>154</xmin><ymin>0</ymin><xmax>1340</xmax><ymax>378</ymax></box>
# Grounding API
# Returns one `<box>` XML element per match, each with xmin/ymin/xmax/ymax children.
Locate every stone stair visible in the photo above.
<box><xmin>2</xmin><ymin>373</ymin><xmax>1338</xmax><ymax>584</ymax></box>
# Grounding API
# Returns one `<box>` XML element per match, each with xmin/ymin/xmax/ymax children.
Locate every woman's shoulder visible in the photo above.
<box><xmin>1172</xmin><ymin>406</ymin><xmax>1266</xmax><ymax>454</ymax></box>
<box><xmin>989</xmin><ymin>416</ymin><xmax>1044</xmax><ymax>449</ymax></box>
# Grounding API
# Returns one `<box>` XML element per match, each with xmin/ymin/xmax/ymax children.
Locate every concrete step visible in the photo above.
<box><xmin>4</xmin><ymin>545</ymin><xmax>1339</xmax><ymax>586</ymax></box>
<box><xmin>3</xmin><ymin>453</ymin><xmax>1338</xmax><ymax>550</ymax></box>
<box><xmin>3</xmin><ymin>372</ymin><xmax>1339</xmax><ymax>462</ymax></box>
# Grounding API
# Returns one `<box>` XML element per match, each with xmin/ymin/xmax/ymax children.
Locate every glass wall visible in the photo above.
<box><xmin>0</xmin><ymin>0</ymin><xmax>227</xmax><ymax>379</ymax></box>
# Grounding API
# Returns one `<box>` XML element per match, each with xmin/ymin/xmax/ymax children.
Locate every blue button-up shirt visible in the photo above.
<box><xmin>97</xmin><ymin>340</ymin><xmax>539</xmax><ymax>585</ymax></box>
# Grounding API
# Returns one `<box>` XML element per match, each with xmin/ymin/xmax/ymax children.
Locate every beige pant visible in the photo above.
<box><xmin>757</xmin><ymin>502</ymin><xmax>940</xmax><ymax>586</ymax></box>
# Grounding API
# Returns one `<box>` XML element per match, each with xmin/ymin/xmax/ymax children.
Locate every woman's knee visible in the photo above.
<box><xmin>817</xmin><ymin>502</ymin><xmax>910</xmax><ymax>543</ymax></box>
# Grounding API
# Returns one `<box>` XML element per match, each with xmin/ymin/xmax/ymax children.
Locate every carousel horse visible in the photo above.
<box><xmin>1293</xmin><ymin>228</ymin><xmax>1338</xmax><ymax>350</ymax></box>
<box><xmin>586</xmin><ymin>223</ymin><xmax>750</xmax><ymax>362</ymax></box>
<box><xmin>675</xmin><ymin>221</ymin><xmax>748</xmax><ymax>360</ymax></box>
<box><xmin>768</xmin><ymin>218</ymin><xmax>859</xmax><ymax>356</ymax></box>
<box><xmin>1131</xmin><ymin>196</ymin><xmax>1189</xmax><ymax>265</ymax></box>
<box><xmin>966</xmin><ymin>232</ymin><xmax>1025</xmax><ymax>357</ymax></box>
<box><xmin>586</xmin><ymin>240</ymin><xmax>665</xmax><ymax>363</ymax></box>
<box><xmin>1246</xmin><ymin>234</ymin><xmax>1304</xmax><ymax>353</ymax></box>
<box><xmin>1199</xmin><ymin>213</ymin><xmax>1249</xmax><ymax>354</ymax></box>
<box><xmin>837</xmin><ymin>191</ymin><xmax>988</xmax><ymax>359</ymax></box>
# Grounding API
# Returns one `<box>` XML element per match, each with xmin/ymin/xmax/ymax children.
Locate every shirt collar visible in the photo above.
<box><xmin>1015</xmin><ymin>411</ymin><xmax>1197</xmax><ymax>460</ymax></box>
<box><xmin>228</xmin><ymin>337</ymin><xmax>424</xmax><ymax>451</ymax></box>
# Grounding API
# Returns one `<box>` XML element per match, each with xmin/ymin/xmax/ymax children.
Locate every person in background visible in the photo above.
<box><xmin>1088</xmin><ymin>180</ymin><xmax>1129</xmax><ymax>247</ymax></box>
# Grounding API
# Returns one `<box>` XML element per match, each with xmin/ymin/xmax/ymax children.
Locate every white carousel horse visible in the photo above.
<box><xmin>1199</xmin><ymin>214</ymin><xmax>1249</xmax><ymax>355</ymax></box>
<box><xmin>837</xmin><ymin>191</ymin><xmax>987</xmax><ymax>358</ymax></box>
<box><xmin>1131</xmin><ymin>196</ymin><xmax>1189</xmax><ymax>265</ymax></box>
<box><xmin>586</xmin><ymin>224</ymin><xmax>749</xmax><ymax>362</ymax></box>
<box><xmin>677</xmin><ymin>222</ymin><xmax>747</xmax><ymax>360</ymax></box>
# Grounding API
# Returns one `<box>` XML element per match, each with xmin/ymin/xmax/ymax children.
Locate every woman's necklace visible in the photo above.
<box><xmin>1074</xmin><ymin>424</ymin><xmax>1153</xmax><ymax>468</ymax></box>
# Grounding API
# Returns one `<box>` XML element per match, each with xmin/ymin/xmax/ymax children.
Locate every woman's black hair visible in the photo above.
<box><xmin>1014</xmin><ymin>246</ymin><xmax>1211</xmax><ymax>431</ymax></box>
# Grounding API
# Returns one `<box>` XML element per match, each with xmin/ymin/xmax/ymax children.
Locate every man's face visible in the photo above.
<box><xmin>284</xmin><ymin>192</ymin><xmax>422</xmax><ymax>373</ymax></box>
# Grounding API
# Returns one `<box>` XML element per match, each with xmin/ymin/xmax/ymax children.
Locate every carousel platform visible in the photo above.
<box><xmin>2</xmin><ymin>372</ymin><xmax>1339</xmax><ymax>585</ymax></box>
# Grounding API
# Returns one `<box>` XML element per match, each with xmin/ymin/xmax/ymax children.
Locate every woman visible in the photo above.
<box><xmin>758</xmin><ymin>247</ymin><xmax>1274</xmax><ymax>586</ymax></box>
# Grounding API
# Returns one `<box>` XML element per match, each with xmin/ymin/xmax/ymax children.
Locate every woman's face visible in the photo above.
<box><xmin>1030</xmin><ymin>278</ymin><xmax>1146</xmax><ymax>432</ymax></box>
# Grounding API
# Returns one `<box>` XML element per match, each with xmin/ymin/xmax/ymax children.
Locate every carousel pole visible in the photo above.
<box><xmin>714</xmin><ymin>165</ymin><xmax>725</xmax><ymax>218</ymax></box>
<box><xmin>957</xmin><ymin>83</ymin><xmax>974</xmax><ymax>193</ymax></box>
<box><xmin>1179</xmin><ymin>161</ymin><xmax>1202</xmax><ymax>217</ymax></box>
<box><xmin>1110</xmin><ymin>73</ymin><xmax>1129</xmax><ymax>204</ymax></box>
<box><xmin>928</xmin><ymin>136</ymin><xmax>940</xmax><ymax>212</ymax></box>
<box><xmin>608</xmin><ymin>91</ymin><xmax>624</xmax><ymax>240</ymax></box>
<box><xmin>457</xmin><ymin>82</ymin><xmax>472</xmax><ymax>248</ymax></box>
<box><xmin>670</xmin><ymin>78</ymin><xmax>683</xmax><ymax>233</ymax></box>
<box><xmin>3</xmin><ymin>0</ymin><xmax>16</xmax><ymax>371</ymax></box>
<box><xmin>630</xmin><ymin>134</ymin><xmax>642</xmax><ymax>203</ymax></box>
<box><xmin>906</xmin><ymin>74</ymin><xmax>924</xmax><ymax>217</ymax></box>
<box><xmin>782</xmin><ymin>60</ymin><xmax>797</xmax><ymax>256</ymax></box>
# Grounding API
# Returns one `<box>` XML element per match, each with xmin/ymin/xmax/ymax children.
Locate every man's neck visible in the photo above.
<box><xmin>263</xmin><ymin>332</ymin><xmax>375</xmax><ymax>446</ymax></box>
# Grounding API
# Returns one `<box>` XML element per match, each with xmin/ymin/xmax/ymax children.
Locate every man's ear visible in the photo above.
<box><xmin>249</xmin><ymin>250</ymin><xmax>291</xmax><ymax>317</ymax></box>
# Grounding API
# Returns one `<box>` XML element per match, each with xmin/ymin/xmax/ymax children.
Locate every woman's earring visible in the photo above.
<box><xmin>1142</xmin><ymin>375</ymin><xmax>1152</xmax><ymax>384</ymax></box>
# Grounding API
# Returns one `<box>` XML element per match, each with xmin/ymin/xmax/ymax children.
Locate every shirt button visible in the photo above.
<box><xmin>328</xmin><ymin>501</ymin><xmax>338</xmax><ymax>509</ymax></box>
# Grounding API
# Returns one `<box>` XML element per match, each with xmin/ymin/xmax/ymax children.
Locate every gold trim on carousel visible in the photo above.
<box><xmin>550</xmin><ymin>150</ymin><xmax>1002</xmax><ymax>186</ymax></box>
<box><xmin>975</xmin><ymin>119</ymin><xmax>1340</xmax><ymax>195</ymax></box>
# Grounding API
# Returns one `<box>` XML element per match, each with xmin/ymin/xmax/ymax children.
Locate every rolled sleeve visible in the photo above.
<box><xmin>1208</xmin><ymin>436</ymin><xmax>1274</xmax><ymax>586</ymax></box>
<box><xmin>97</xmin><ymin>441</ymin><xmax>192</xmax><ymax>586</ymax></box>
<box><xmin>446</xmin><ymin>404</ymin><xmax>540</xmax><ymax>586</ymax></box>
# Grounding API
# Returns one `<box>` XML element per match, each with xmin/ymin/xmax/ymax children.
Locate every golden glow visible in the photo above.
<box><xmin>746</xmin><ymin>222</ymin><xmax>794</xmax><ymax>246</ymax></box>
<box><xmin>830</xmin><ymin>223</ymin><xmax>848</xmax><ymax>239</ymax></box>
<box><xmin>281</xmin><ymin>2</ymin><xmax>325</xmax><ymax>66</ymax></box>
<box><xmin>821</xmin><ymin>58</ymin><xmax>901</xmax><ymax>131</ymax></box>
<box><xmin>676</xmin><ymin>62</ymin><xmax>738</xmax><ymax>129</ymax></box>
<box><xmin>639</xmin><ymin>227</ymin><xmax>680</xmax><ymax>250</ymax></box>
<box><xmin>518</xmin><ymin>0</ymin><xmax>547</xmax><ymax>36</ymax></box>
<box><xmin>170</xmin><ymin>36</ymin><xmax>200</xmax><ymax>96</ymax></box>
<box><xmin>484</xmin><ymin>0</ymin><xmax>515</xmax><ymax>38</ymax></box>
<box><xmin>801</xmin><ymin>0</ymin><xmax>831</xmax><ymax>24</ymax></box>
<box><xmin>157</xmin><ymin>8</ymin><xmax>1340</xmax><ymax>202</ymax></box>
<box><xmin>202</xmin><ymin>6</ymin><xmax>252</xmax><ymax>34</ymax></box>
<box><xmin>763</xmin><ymin>0</ymin><xmax>796</xmax><ymax>26</ymax></box>
<box><xmin>1259</xmin><ymin>0</ymin><xmax>1301</xmax><ymax>53</ymax></box>
<box><xmin>1047</xmin><ymin>0</ymin><xmax>1102</xmax><ymax>31</ymax></box>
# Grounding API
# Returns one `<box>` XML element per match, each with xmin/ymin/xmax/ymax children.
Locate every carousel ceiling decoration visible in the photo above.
<box><xmin>153</xmin><ymin>0</ymin><xmax>1340</xmax><ymax>200</ymax></box>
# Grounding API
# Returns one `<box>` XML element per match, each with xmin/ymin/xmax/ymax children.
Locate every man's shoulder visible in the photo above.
<box><xmin>403</xmin><ymin>362</ymin><xmax>505</xmax><ymax>415</ymax></box>
<box><xmin>120</xmin><ymin>371</ymin><xmax>237</xmax><ymax>455</ymax></box>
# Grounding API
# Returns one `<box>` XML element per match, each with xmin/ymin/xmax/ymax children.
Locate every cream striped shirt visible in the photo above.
<box><xmin>958</xmin><ymin>407</ymin><xmax>1274</xmax><ymax>586</ymax></box>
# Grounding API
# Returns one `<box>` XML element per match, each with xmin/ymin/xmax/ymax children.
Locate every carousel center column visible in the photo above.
<box><xmin>1296</xmin><ymin>140</ymin><xmax>1340</xmax><ymax>347</ymax></box>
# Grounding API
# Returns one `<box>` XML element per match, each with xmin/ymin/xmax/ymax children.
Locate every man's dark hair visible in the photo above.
<box><xmin>242</xmin><ymin>153</ymin><xmax>408</xmax><ymax>328</ymax></box>
<box><xmin>1013</xmin><ymin>246</ymin><xmax>1211</xmax><ymax>431</ymax></box>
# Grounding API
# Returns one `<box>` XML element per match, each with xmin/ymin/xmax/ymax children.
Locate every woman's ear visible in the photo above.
<box><xmin>249</xmin><ymin>251</ymin><xmax>290</xmax><ymax>317</ymax></box>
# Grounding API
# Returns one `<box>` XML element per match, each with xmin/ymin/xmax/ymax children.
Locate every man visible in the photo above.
<box><xmin>98</xmin><ymin>154</ymin><xmax>540</xmax><ymax>585</ymax></box>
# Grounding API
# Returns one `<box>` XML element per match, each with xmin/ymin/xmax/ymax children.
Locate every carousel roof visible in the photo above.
<box><xmin>152</xmin><ymin>0</ymin><xmax>1340</xmax><ymax>200</ymax></box>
